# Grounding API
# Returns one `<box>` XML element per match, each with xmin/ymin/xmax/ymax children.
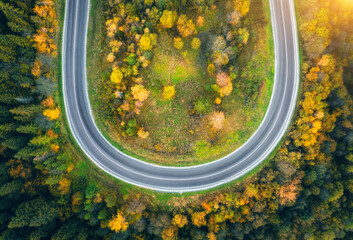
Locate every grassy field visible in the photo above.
<box><xmin>85</xmin><ymin>0</ymin><xmax>275</xmax><ymax>166</ymax></box>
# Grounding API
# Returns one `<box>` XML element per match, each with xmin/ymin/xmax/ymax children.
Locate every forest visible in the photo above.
<box><xmin>0</xmin><ymin>0</ymin><xmax>353</xmax><ymax>239</ymax></box>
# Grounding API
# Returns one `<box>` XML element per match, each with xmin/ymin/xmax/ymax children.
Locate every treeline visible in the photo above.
<box><xmin>1</xmin><ymin>0</ymin><xmax>353</xmax><ymax>240</ymax></box>
<box><xmin>0</xmin><ymin>0</ymin><xmax>79</xmax><ymax>239</ymax></box>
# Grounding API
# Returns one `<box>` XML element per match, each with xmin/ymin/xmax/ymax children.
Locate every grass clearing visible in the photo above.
<box><xmin>84</xmin><ymin>0</ymin><xmax>275</xmax><ymax>166</ymax></box>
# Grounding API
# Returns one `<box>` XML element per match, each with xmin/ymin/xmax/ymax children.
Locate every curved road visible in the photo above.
<box><xmin>62</xmin><ymin>0</ymin><xmax>299</xmax><ymax>192</ymax></box>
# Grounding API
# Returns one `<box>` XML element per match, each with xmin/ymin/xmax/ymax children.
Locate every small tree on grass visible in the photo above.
<box><xmin>191</xmin><ymin>37</ymin><xmax>201</xmax><ymax>50</ymax></box>
<box><xmin>160</xmin><ymin>10</ymin><xmax>177</xmax><ymax>29</ymax></box>
<box><xmin>162</xmin><ymin>86</ymin><xmax>176</xmax><ymax>100</ymax></box>
<box><xmin>174</xmin><ymin>37</ymin><xmax>184</xmax><ymax>50</ymax></box>
<box><xmin>209</xmin><ymin>111</ymin><xmax>225</xmax><ymax>130</ymax></box>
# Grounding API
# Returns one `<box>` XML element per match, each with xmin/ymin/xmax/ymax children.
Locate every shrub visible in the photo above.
<box><xmin>162</xmin><ymin>86</ymin><xmax>176</xmax><ymax>100</ymax></box>
<box><xmin>126</xmin><ymin>53</ymin><xmax>136</xmax><ymax>66</ymax></box>
<box><xmin>160</xmin><ymin>10</ymin><xmax>177</xmax><ymax>29</ymax></box>
<box><xmin>216</xmin><ymin>72</ymin><xmax>231</xmax><ymax>87</ymax></box>
<box><xmin>173</xmin><ymin>37</ymin><xmax>184</xmax><ymax>50</ymax></box>
<box><xmin>209</xmin><ymin>111</ymin><xmax>225</xmax><ymax>130</ymax></box>
<box><xmin>128</xmin><ymin>119</ymin><xmax>137</xmax><ymax>128</ymax></box>
<box><xmin>131</xmin><ymin>85</ymin><xmax>150</xmax><ymax>102</ymax></box>
<box><xmin>194</xmin><ymin>98</ymin><xmax>212</xmax><ymax>114</ymax></box>
<box><xmin>43</xmin><ymin>108</ymin><xmax>60</xmax><ymax>121</ymax></box>
<box><xmin>191</xmin><ymin>37</ymin><xmax>201</xmax><ymax>50</ymax></box>
<box><xmin>110</xmin><ymin>68</ymin><xmax>123</xmax><ymax>84</ymax></box>
<box><xmin>177</xmin><ymin>15</ymin><xmax>196</xmax><ymax>37</ymax></box>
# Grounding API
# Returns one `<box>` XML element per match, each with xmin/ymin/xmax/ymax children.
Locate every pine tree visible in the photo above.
<box><xmin>0</xmin><ymin>180</ymin><xmax>22</xmax><ymax>197</ymax></box>
<box><xmin>16</xmin><ymin>123</ymin><xmax>39</xmax><ymax>135</ymax></box>
<box><xmin>0</xmin><ymin>123</ymin><xmax>15</xmax><ymax>136</ymax></box>
<box><xmin>8</xmin><ymin>198</ymin><xmax>57</xmax><ymax>228</ymax></box>
<box><xmin>2</xmin><ymin>136</ymin><xmax>27</xmax><ymax>150</ymax></box>
<box><xmin>10</xmin><ymin>105</ymin><xmax>39</xmax><ymax>122</ymax></box>
<box><xmin>0</xmin><ymin>1</ymin><xmax>33</xmax><ymax>34</ymax></box>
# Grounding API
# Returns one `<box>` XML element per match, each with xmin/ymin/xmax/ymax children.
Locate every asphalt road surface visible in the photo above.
<box><xmin>62</xmin><ymin>0</ymin><xmax>299</xmax><ymax>192</ymax></box>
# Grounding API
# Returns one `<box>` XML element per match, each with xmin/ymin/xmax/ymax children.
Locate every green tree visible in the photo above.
<box><xmin>8</xmin><ymin>198</ymin><xmax>57</xmax><ymax>228</ymax></box>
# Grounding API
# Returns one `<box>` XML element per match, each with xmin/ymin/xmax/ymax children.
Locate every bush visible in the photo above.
<box><xmin>126</xmin><ymin>127</ymin><xmax>136</xmax><ymax>136</ymax></box>
<box><xmin>173</xmin><ymin>37</ymin><xmax>184</xmax><ymax>50</ymax></box>
<box><xmin>194</xmin><ymin>98</ymin><xmax>212</xmax><ymax>114</ymax></box>
<box><xmin>191</xmin><ymin>37</ymin><xmax>201</xmax><ymax>50</ymax></box>
<box><xmin>128</xmin><ymin>119</ymin><xmax>137</xmax><ymax>128</ymax></box>
<box><xmin>85</xmin><ymin>185</ymin><xmax>97</xmax><ymax>199</ymax></box>
<box><xmin>126</xmin><ymin>53</ymin><xmax>136</xmax><ymax>66</ymax></box>
<box><xmin>162</xmin><ymin>86</ymin><xmax>176</xmax><ymax>100</ymax></box>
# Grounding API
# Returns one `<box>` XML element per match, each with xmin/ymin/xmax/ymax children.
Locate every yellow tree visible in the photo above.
<box><xmin>58</xmin><ymin>178</ymin><xmax>71</xmax><ymax>195</ymax></box>
<box><xmin>191</xmin><ymin>37</ymin><xmax>201</xmax><ymax>50</ymax></box>
<box><xmin>219</xmin><ymin>82</ymin><xmax>233</xmax><ymax>97</ymax></box>
<box><xmin>234</xmin><ymin>0</ymin><xmax>251</xmax><ymax>17</ymax></box>
<box><xmin>173</xmin><ymin>37</ymin><xmax>184</xmax><ymax>50</ymax></box>
<box><xmin>111</xmin><ymin>68</ymin><xmax>123</xmax><ymax>84</ymax></box>
<box><xmin>177</xmin><ymin>15</ymin><xmax>196</xmax><ymax>38</ymax></box>
<box><xmin>163</xmin><ymin>86</ymin><xmax>176</xmax><ymax>100</ymax></box>
<box><xmin>172</xmin><ymin>214</ymin><xmax>188</xmax><ymax>228</ymax></box>
<box><xmin>238</xmin><ymin>28</ymin><xmax>250</xmax><ymax>44</ymax></box>
<box><xmin>105</xmin><ymin>17</ymin><xmax>120</xmax><ymax>38</ymax></box>
<box><xmin>207</xmin><ymin>232</ymin><xmax>217</xmax><ymax>240</ymax></box>
<box><xmin>161</xmin><ymin>225</ymin><xmax>178</xmax><ymax>240</ymax></box>
<box><xmin>131</xmin><ymin>85</ymin><xmax>150</xmax><ymax>102</ymax></box>
<box><xmin>191</xmin><ymin>211</ymin><xmax>207</xmax><ymax>227</ymax></box>
<box><xmin>137</xmin><ymin>128</ymin><xmax>149</xmax><ymax>139</ymax></box>
<box><xmin>106</xmin><ymin>53</ymin><xmax>115</xmax><ymax>62</ymax></box>
<box><xmin>108</xmin><ymin>212</ymin><xmax>129</xmax><ymax>232</ymax></box>
<box><xmin>31</xmin><ymin>59</ymin><xmax>42</xmax><ymax>77</ymax></box>
<box><xmin>139</xmin><ymin>33</ymin><xmax>157</xmax><ymax>51</ymax></box>
<box><xmin>160</xmin><ymin>10</ymin><xmax>177</xmax><ymax>29</ymax></box>
<box><xmin>43</xmin><ymin>108</ymin><xmax>60</xmax><ymax>120</ymax></box>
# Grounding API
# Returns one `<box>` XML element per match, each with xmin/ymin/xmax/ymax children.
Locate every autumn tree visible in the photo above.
<box><xmin>177</xmin><ymin>15</ymin><xmax>196</xmax><ymax>38</ymax></box>
<box><xmin>191</xmin><ymin>37</ymin><xmax>201</xmax><ymax>50</ymax></box>
<box><xmin>108</xmin><ymin>212</ymin><xmax>129</xmax><ymax>232</ymax></box>
<box><xmin>172</xmin><ymin>214</ymin><xmax>188</xmax><ymax>228</ymax></box>
<box><xmin>173</xmin><ymin>37</ymin><xmax>183</xmax><ymax>50</ymax></box>
<box><xmin>160</xmin><ymin>10</ymin><xmax>177</xmax><ymax>29</ymax></box>
<box><xmin>43</xmin><ymin>108</ymin><xmax>60</xmax><ymax>121</ymax></box>
<box><xmin>209</xmin><ymin>111</ymin><xmax>225</xmax><ymax>130</ymax></box>
<box><xmin>162</xmin><ymin>86</ymin><xmax>176</xmax><ymax>100</ymax></box>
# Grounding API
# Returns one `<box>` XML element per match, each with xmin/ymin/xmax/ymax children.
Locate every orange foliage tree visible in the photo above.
<box><xmin>108</xmin><ymin>212</ymin><xmax>129</xmax><ymax>232</ymax></box>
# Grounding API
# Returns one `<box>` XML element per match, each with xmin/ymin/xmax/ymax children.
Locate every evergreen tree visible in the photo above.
<box><xmin>8</xmin><ymin>198</ymin><xmax>57</xmax><ymax>228</ymax></box>
<box><xmin>0</xmin><ymin>1</ymin><xmax>33</xmax><ymax>35</ymax></box>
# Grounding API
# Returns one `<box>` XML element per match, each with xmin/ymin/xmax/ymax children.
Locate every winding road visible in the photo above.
<box><xmin>62</xmin><ymin>0</ymin><xmax>299</xmax><ymax>192</ymax></box>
